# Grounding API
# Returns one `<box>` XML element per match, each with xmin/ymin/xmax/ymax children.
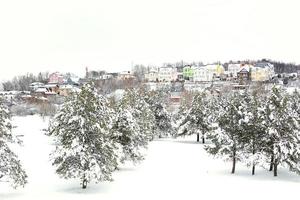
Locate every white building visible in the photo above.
<box><xmin>193</xmin><ymin>66</ymin><xmax>211</xmax><ymax>82</ymax></box>
<box><xmin>251</xmin><ymin>62</ymin><xmax>275</xmax><ymax>81</ymax></box>
<box><xmin>145</xmin><ymin>68</ymin><xmax>158</xmax><ymax>82</ymax></box>
<box><xmin>193</xmin><ymin>64</ymin><xmax>224</xmax><ymax>82</ymax></box>
<box><xmin>118</xmin><ymin>71</ymin><xmax>135</xmax><ymax>80</ymax></box>
<box><xmin>29</xmin><ymin>82</ymin><xmax>45</xmax><ymax>91</ymax></box>
<box><xmin>227</xmin><ymin>64</ymin><xmax>241</xmax><ymax>78</ymax></box>
<box><xmin>158</xmin><ymin>66</ymin><xmax>177</xmax><ymax>82</ymax></box>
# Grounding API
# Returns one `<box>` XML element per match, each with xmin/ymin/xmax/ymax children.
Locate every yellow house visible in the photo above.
<box><xmin>205</xmin><ymin>64</ymin><xmax>225</xmax><ymax>77</ymax></box>
<box><xmin>251</xmin><ymin>63</ymin><xmax>275</xmax><ymax>81</ymax></box>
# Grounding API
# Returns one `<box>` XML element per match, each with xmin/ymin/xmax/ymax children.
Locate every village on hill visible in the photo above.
<box><xmin>1</xmin><ymin>60</ymin><xmax>299</xmax><ymax>112</ymax></box>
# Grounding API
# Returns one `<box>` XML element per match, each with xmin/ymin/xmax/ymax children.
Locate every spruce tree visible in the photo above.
<box><xmin>0</xmin><ymin>98</ymin><xmax>27</xmax><ymax>188</ymax></box>
<box><xmin>47</xmin><ymin>84</ymin><xmax>118</xmax><ymax>189</ymax></box>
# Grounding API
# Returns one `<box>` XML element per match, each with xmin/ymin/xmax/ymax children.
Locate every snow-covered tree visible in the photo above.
<box><xmin>112</xmin><ymin>107</ymin><xmax>144</xmax><ymax>164</ymax></box>
<box><xmin>120</xmin><ymin>89</ymin><xmax>155</xmax><ymax>141</ymax></box>
<box><xmin>112</xmin><ymin>89</ymin><xmax>154</xmax><ymax>164</ymax></box>
<box><xmin>264</xmin><ymin>87</ymin><xmax>299</xmax><ymax>176</ymax></box>
<box><xmin>0</xmin><ymin>98</ymin><xmax>27</xmax><ymax>188</ymax></box>
<box><xmin>178</xmin><ymin>92</ymin><xmax>212</xmax><ymax>143</ymax></box>
<box><xmin>285</xmin><ymin>90</ymin><xmax>300</xmax><ymax>175</ymax></box>
<box><xmin>175</xmin><ymin>91</ymin><xmax>193</xmax><ymax>122</ymax></box>
<box><xmin>239</xmin><ymin>90</ymin><xmax>268</xmax><ymax>175</ymax></box>
<box><xmin>205</xmin><ymin>92</ymin><xmax>245</xmax><ymax>174</ymax></box>
<box><xmin>47</xmin><ymin>84</ymin><xmax>118</xmax><ymax>189</ymax></box>
<box><xmin>145</xmin><ymin>90</ymin><xmax>173</xmax><ymax>138</ymax></box>
<box><xmin>153</xmin><ymin>103</ymin><xmax>173</xmax><ymax>138</ymax></box>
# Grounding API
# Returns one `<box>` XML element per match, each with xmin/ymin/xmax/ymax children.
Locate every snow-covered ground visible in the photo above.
<box><xmin>1</xmin><ymin>115</ymin><xmax>300</xmax><ymax>200</ymax></box>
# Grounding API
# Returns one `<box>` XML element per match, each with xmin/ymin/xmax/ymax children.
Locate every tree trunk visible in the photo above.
<box><xmin>252</xmin><ymin>165</ymin><xmax>255</xmax><ymax>175</ymax></box>
<box><xmin>273</xmin><ymin>159</ymin><xmax>278</xmax><ymax>177</ymax></box>
<box><xmin>202</xmin><ymin>133</ymin><xmax>205</xmax><ymax>144</ymax></box>
<box><xmin>252</xmin><ymin>144</ymin><xmax>255</xmax><ymax>175</ymax></box>
<box><xmin>82</xmin><ymin>179</ymin><xmax>88</xmax><ymax>189</ymax></box>
<box><xmin>197</xmin><ymin>133</ymin><xmax>200</xmax><ymax>142</ymax></box>
<box><xmin>269</xmin><ymin>155</ymin><xmax>274</xmax><ymax>171</ymax></box>
<box><xmin>231</xmin><ymin>149</ymin><xmax>236</xmax><ymax>174</ymax></box>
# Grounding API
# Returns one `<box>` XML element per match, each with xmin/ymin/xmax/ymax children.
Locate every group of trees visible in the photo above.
<box><xmin>4</xmin><ymin>81</ymin><xmax>300</xmax><ymax>190</ymax></box>
<box><xmin>2</xmin><ymin>72</ymin><xmax>49</xmax><ymax>91</ymax></box>
<box><xmin>47</xmin><ymin>84</ymin><xmax>173</xmax><ymax>189</ymax></box>
<box><xmin>178</xmin><ymin>87</ymin><xmax>300</xmax><ymax>176</ymax></box>
<box><xmin>0</xmin><ymin>83</ymin><xmax>174</xmax><ymax>189</ymax></box>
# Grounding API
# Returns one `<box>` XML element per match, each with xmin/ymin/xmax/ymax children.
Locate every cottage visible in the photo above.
<box><xmin>29</xmin><ymin>82</ymin><xmax>45</xmax><ymax>91</ymax></box>
<box><xmin>183</xmin><ymin>65</ymin><xmax>194</xmax><ymax>80</ymax></box>
<box><xmin>118</xmin><ymin>71</ymin><xmax>135</xmax><ymax>80</ymax></box>
<box><xmin>158</xmin><ymin>66</ymin><xmax>177</xmax><ymax>82</ymax></box>
<box><xmin>193</xmin><ymin>64</ymin><xmax>224</xmax><ymax>82</ymax></box>
<box><xmin>145</xmin><ymin>68</ymin><xmax>159</xmax><ymax>82</ymax></box>
<box><xmin>237</xmin><ymin>64</ymin><xmax>252</xmax><ymax>84</ymax></box>
<box><xmin>49</xmin><ymin>72</ymin><xmax>64</xmax><ymax>84</ymax></box>
<box><xmin>227</xmin><ymin>64</ymin><xmax>241</xmax><ymax>78</ymax></box>
<box><xmin>251</xmin><ymin>62</ymin><xmax>275</xmax><ymax>82</ymax></box>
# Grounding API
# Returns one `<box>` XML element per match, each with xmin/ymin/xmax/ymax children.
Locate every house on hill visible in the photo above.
<box><xmin>193</xmin><ymin>64</ymin><xmax>224</xmax><ymax>82</ymax></box>
<box><xmin>227</xmin><ymin>64</ymin><xmax>241</xmax><ymax>78</ymax></box>
<box><xmin>237</xmin><ymin>64</ymin><xmax>251</xmax><ymax>84</ymax></box>
<box><xmin>145</xmin><ymin>68</ymin><xmax>159</xmax><ymax>82</ymax></box>
<box><xmin>118</xmin><ymin>71</ymin><xmax>136</xmax><ymax>80</ymax></box>
<box><xmin>49</xmin><ymin>72</ymin><xmax>64</xmax><ymax>84</ymax></box>
<box><xmin>251</xmin><ymin>62</ymin><xmax>275</xmax><ymax>81</ymax></box>
<box><xmin>158</xmin><ymin>66</ymin><xmax>177</xmax><ymax>82</ymax></box>
<box><xmin>183</xmin><ymin>65</ymin><xmax>194</xmax><ymax>81</ymax></box>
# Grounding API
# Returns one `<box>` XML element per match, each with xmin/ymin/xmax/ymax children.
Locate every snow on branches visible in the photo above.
<box><xmin>204</xmin><ymin>87</ymin><xmax>300</xmax><ymax>176</ymax></box>
<box><xmin>47</xmin><ymin>83</ymin><xmax>118</xmax><ymax>189</ymax></box>
<box><xmin>0</xmin><ymin>98</ymin><xmax>27</xmax><ymax>188</ymax></box>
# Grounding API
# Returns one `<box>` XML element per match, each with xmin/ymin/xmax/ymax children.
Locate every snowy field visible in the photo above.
<box><xmin>1</xmin><ymin>115</ymin><xmax>300</xmax><ymax>200</ymax></box>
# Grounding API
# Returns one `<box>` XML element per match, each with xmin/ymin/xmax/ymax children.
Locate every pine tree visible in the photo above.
<box><xmin>47</xmin><ymin>84</ymin><xmax>118</xmax><ymax>189</ymax></box>
<box><xmin>113</xmin><ymin>107</ymin><xmax>144</xmax><ymax>164</ymax></box>
<box><xmin>119</xmin><ymin>89</ymin><xmax>155</xmax><ymax>142</ymax></box>
<box><xmin>0</xmin><ymin>98</ymin><xmax>27</xmax><ymax>188</ymax></box>
<box><xmin>281</xmin><ymin>89</ymin><xmax>300</xmax><ymax>175</ymax></box>
<box><xmin>175</xmin><ymin>91</ymin><xmax>193</xmax><ymax>122</ymax></box>
<box><xmin>145</xmin><ymin>90</ymin><xmax>173</xmax><ymax>138</ymax></box>
<box><xmin>265</xmin><ymin>87</ymin><xmax>298</xmax><ymax>176</ymax></box>
<box><xmin>239</xmin><ymin>90</ymin><xmax>268</xmax><ymax>175</ymax></box>
<box><xmin>153</xmin><ymin>103</ymin><xmax>173</xmax><ymax>138</ymax></box>
<box><xmin>205</xmin><ymin>92</ymin><xmax>245</xmax><ymax>174</ymax></box>
<box><xmin>112</xmin><ymin>89</ymin><xmax>154</xmax><ymax>164</ymax></box>
<box><xmin>178</xmin><ymin>92</ymin><xmax>211</xmax><ymax>143</ymax></box>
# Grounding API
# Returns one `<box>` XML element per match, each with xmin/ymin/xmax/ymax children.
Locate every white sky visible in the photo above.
<box><xmin>0</xmin><ymin>0</ymin><xmax>300</xmax><ymax>81</ymax></box>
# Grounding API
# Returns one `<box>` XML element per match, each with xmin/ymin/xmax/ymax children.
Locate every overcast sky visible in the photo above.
<box><xmin>0</xmin><ymin>0</ymin><xmax>299</xmax><ymax>81</ymax></box>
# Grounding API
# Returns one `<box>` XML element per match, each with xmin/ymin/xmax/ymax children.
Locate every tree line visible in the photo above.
<box><xmin>177</xmin><ymin>86</ymin><xmax>300</xmax><ymax>176</ymax></box>
<box><xmin>2</xmin><ymin>72</ymin><xmax>49</xmax><ymax>91</ymax></box>
<box><xmin>2</xmin><ymin>83</ymin><xmax>300</xmax><ymax>190</ymax></box>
